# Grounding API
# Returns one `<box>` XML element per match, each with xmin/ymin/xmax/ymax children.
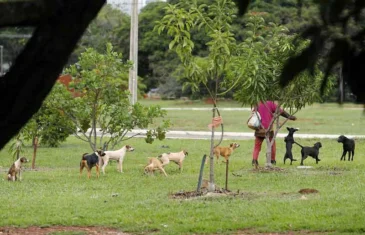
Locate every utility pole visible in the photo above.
<box><xmin>129</xmin><ymin>0</ymin><xmax>139</xmax><ymax>105</ymax></box>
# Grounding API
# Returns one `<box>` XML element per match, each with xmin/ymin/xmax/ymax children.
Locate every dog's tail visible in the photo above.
<box><xmin>294</xmin><ymin>141</ymin><xmax>304</xmax><ymax>148</ymax></box>
<box><xmin>81</xmin><ymin>153</ymin><xmax>88</xmax><ymax>160</ymax></box>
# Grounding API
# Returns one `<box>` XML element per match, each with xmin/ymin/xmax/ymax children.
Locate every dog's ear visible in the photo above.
<box><xmin>230</xmin><ymin>143</ymin><xmax>233</xmax><ymax>147</ymax></box>
<box><xmin>287</xmin><ymin>127</ymin><xmax>290</xmax><ymax>131</ymax></box>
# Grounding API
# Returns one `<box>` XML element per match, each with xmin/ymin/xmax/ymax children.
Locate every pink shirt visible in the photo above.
<box><xmin>256</xmin><ymin>101</ymin><xmax>282</xmax><ymax>129</ymax></box>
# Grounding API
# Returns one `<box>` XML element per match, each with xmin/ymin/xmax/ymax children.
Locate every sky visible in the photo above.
<box><xmin>108</xmin><ymin>0</ymin><xmax>166</xmax><ymax>13</ymax></box>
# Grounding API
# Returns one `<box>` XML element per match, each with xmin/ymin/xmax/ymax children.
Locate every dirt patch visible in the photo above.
<box><xmin>251</xmin><ymin>166</ymin><xmax>286</xmax><ymax>173</ymax></box>
<box><xmin>298</xmin><ymin>188</ymin><xmax>319</xmax><ymax>194</ymax></box>
<box><xmin>0</xmin><ymin>226</ymin><xmax>128</xmax><ymax>235</ymax></box>
<box><xmin>236</xmin><ymin>229</ymin><xmax>329</xmax><ymax>235</ymax></box>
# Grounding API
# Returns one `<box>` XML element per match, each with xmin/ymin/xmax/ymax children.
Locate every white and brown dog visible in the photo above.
<box><xmin>213</xmin><ymin>143</ymin><xmax>240</xmax><ymax>163</ymax></box>
<box><xmin>100</xmin><ymin>145</ymin><xmax>135</xmax><ymax>174</ymax></box>
<box><xmin>144</xmin><ymin>157</ymin><xmax>168</xmax><ymax>177</ymax></box>
<box><xmin>7</xmin><ymin>157</ymin><xmax>29</xmax><ymax>181</ymax></box>
<box><xmin>159</xmin><ymin>150</ymin><xmax>188</xmax><ymax>172</ymax></box>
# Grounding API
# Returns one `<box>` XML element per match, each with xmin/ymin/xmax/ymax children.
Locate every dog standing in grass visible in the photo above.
<box><xmin>213</xmin><ymin>143</ymin><xmax>240</xmax><ymax>163</ymax></box>
<box><xmin>337</xmin><ymin>135</ymin><xmax>355</xmax><ymax>161</ymax></box>
<box><xmin>144</xmin><ymin>157</ymin><xmax>168</xmax><ymax>177</ymax></box>
<box><xmin>100</xmin><ymin>145</ymin><xmax>135</xmax><ymax>174</ymax></box>
<box><xmin>294</xmin><ymin>142</ymin><xmax>322</xmax><ymax>165</ymax></box>
<box><xmin>7</xmin><ymin>157</ymin><xmax>29</xmax><ymax>181</ymax></box>
<box><xmin>80</xmin><ymin>150</ymin><xmax>105</xmax><ymax>179</ymax></box>
<box><xmin>283</xmin><ymin>127</ymin><xmax>299</xmax><ymax>165</ymax></box>
<box><xmin>159</xmin><ymin>150</ymin><xmax>188</xmax><ymax>172</ymax></box>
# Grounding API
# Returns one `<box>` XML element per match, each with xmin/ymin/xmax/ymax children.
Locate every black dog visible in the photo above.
<box><xmin>79</xmin><ymin>149</ymin><xmax>106</xmax><ymax>179</ymax></box>
<box><xmin>294</xmin><ymin>142</ymin><xmax>322</xmax><ymax>165</ymax></box>
<box><xmin>337</xmin><ymin>135</ymin><xmax>355</xmax><ymax>161</ymax></box>
<box><xmin>284</xmin><ymin>127</ymin><xmax>299</xmax><ymax>165</ymax></box>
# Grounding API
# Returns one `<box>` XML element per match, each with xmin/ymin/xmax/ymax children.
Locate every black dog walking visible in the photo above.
<box><xmin>337</xmin><ymin>135</ymin><xmax>355</xmax><ymax>161</ymax></box>
<box><xmin>294</xmin><ymin>142</ymin><xmax>322</xmax><ymax>165</ymax></box>
<box><xmin>283</xmin><ymin>127</ymin><xmax>299</xmax><ymax>165</ymax></box>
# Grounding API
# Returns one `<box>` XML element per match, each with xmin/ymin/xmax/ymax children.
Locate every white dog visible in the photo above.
<box><xmin>7</xmin><ymin>157</ymin><xmax>29</xmax><ymax>181</ymax></box>
<box><xmin>159</xmin><ymin>150</ymin><xmax>188</xmax><ymax>172</ymax></box>
<box><xmin>100</xmin><ymin>145</ymin><xmax>135</xmax><ymax>174</ymax></box>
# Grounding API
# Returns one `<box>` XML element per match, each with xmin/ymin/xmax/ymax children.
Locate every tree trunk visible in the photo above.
<box><xmin>265</xmin><ymin>135</ymin><xmax>272</xmax><ymax>168</ymax></box>
<box><xmin>32</xmin><ymin>136</ymin><xmax>38</xmax><ymax>169</ymax></box>
<box><xmin>208</xmin><ymin>108</ymin><xmax>216</xmax><ymax>192</ymax></box>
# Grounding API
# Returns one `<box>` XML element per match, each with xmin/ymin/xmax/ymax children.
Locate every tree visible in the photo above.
<box><xmin>232</xmin><ymin>0</ymin><xmax>365</xmax><ymax>104</ymax></box>
<box><xmin>156</xmin><ymin>0</ymin><xmax>239</xmax><ymax>191</ymax></box>
<box><xmin>49</xmin><ymin>43</ymin><xmax>169</xmax><ymax>151</ymax></box>
<box><xmin>20</xmin><ymin>101</ymin><xmax>75</xmax><ymax>148</ymax></box>
<box><xmin>228</xmin><ymin>14</ymin><xmax>333</xmax><ymax>167</ymax></box>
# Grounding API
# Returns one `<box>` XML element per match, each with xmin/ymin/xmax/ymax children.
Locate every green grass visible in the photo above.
<box><xmin>141</xmin><ymin>100</ymin><xmax>365</xmax><ymax>135</ymax></box>
<box><xmin>1</xmin><ymin>135</ymin><xmax>365</xmax><ymax>234</ymax></box>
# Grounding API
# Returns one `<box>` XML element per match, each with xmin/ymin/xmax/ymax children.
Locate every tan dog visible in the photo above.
<box><xmin>214</xmin><ymin>143</ymin><xmax>240</xmax><ymax>162</ymax></box>
<box><xmin>144</xmin><ymin>157</ymin><xmax>168</xmax><ymax>177</ymax></box>
<box><xmin>158</xmin><ymin>150</ymin><xmax>188</xmax><ymax>172</ymax></box>
<box><xmin>7</xmin><ymin>157</ymin><xmax>29</xmax><ymax>181</ymax></box>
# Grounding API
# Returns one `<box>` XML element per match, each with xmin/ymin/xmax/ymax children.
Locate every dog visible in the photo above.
<box><xmin>294</xmin><ymin>142</ymin><xmax>322</xmax><ymax>165</ymax></box>
<box><xmin>284</xmin><ymin>127</ymin><xmax>299</xmax><ymax>165</ymax></box>
<box><xmin>337</xmin><ymin>135</ymin><xmax>355</xmax><ymax>161</ymax></box>
<box><xmin>7</xmin><ymin>157</ymin><xmax>29</xmax><ymax>181</ymax></box>
<box><xmin>213</xmin><ymin>143</ymin><xmax>240</xmax><ymax>163</ymax></box>
<box><xmin>158</xmin><ymin>150</ymin><xmax>188</xmax><ymax>172</ymax></box>
<box><xmin>79</xmin><ymin>150</ymin><xmax>105</xmax><ymax>179</ymax></box>
<box><xmin>144</xmin><ymin>157</ymin><xmax>168</xmax><ymax>177</ymax></box>
<box><xmin>100</xmin><ymin>145</ymin><xmax>135</xmax><ymax>174</ymax></box>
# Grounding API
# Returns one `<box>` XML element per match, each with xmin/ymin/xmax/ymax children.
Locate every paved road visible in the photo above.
<box><xmin>87</xmin><ymin>107</ymin><xmax>365</xmax><ymax>140</ymax></box>
<box><xmin>125</xmin><ymin>129</ymin><xmax>365</xmax><ymax>140</ymax></box>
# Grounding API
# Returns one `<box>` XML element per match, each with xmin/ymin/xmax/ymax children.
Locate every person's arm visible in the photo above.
<box><xmin>280</xmin><ymin>110</ymin><xmax>296</xmax><ymax>120</ymax></box>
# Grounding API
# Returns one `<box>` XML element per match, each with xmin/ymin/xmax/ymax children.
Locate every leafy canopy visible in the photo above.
<box><xmin>48</xmin><ymin>43</ymin><xmax>169</xmax><ymax>151</ymax></box>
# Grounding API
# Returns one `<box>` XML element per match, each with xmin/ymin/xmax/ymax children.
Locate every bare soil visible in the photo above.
<box><xmin>0</xmin><ymin>226</ymin><xmax>128</xmax><ymax>235</ymax></box>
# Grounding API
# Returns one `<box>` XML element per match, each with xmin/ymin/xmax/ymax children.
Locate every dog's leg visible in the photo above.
<box><xmin>101</xmin><ymin>157</ymin><xmax>109</xmax><ymax>174</ymax></box>
<box><xmin>87</xmin><ymin>167</ymin><xmax>91</xmax><ymax>179</ymax></box>
<box><xmin>340</xmin><ymin>150</ymin><xmax>346</xmax><ymax>161</ymax></box>
<box><xmin>96</xmin><ymin>164</ymin><xmax>100</xmax><ymax>178</ymax></box>
<box><xmin>347</xmin><ymin>151</ymin><xmax>351</xmax><ymax>161</ymax></box>
<box><xmin>300</xmin><ymin>154</ymin><xmax>306</xmax><ymax>166</ymax></box>
<box><xmin>118</xmin><ymin>159</ymin><xmax>123</xmax><ymax>173</ymax></box>
<box><xmin>351</xmin><ymin>150</ymin><xmax>354</xmax><ymax>161</ymax></box>
<box><xmin>80</xmin><ymin>163</ymin><xmax>85</xmax><ymax>178</ymax></box>
<box><xmin>159</xmin><ymin>167</ymin><xmax>168</xmax><ymax>177</ymax></box>
<box><xmin>178</xmin><ymin>162</ymin><xmax>183</xmax><ymax>172</ymax></box>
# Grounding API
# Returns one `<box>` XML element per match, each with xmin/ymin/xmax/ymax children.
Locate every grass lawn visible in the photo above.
<box><xmin>1</xmin><ymin>134</ymin><xmax>365</xmax><ymax>234</ymax></box>
<box><xmin>140</xmin><ymin>100</ymin><xmax>365</xmax><ymax>135</ymax></box>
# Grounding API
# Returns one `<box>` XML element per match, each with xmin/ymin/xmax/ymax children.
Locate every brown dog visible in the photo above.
<box><xmin>80</xmin><ymin>150</ymin><xmax>105</xmax><ymax>179</ymax></box>
<box><xmin>7</xmin><ymin>157</ymin><xmax>29</xmax><ymax>181</ymax></box>
<box><xmin>144</xmin><ymin>157</ymin><xmax>168</xmax><ymax>177</ymax></box>
<box><xmin>213</xmin><ymin>143</ymin><xmax>240</xmax><ymax>162</ymax></box>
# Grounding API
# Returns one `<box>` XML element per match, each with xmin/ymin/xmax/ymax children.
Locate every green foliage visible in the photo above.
<box><xmin>7</xmin><ymin>134</ymin><xmax>25</xmax><ymax>161</ymax></box>
<box><xmin>156</xmin><ymin>0</ymin><xmax>238</xmax><ymax>101</ymax></box>
<box><xmin>49</xmin><ymin>43</ymin><xmax>169</xmax><ymax>151</ymax></box>
<box><xmin>18</xmin><ymin>91</ymin><xmax>76</xmax><ymax>148</ymax></box>
<box><xmin>231</xmin><ymin>14</ymin><xmax>333</xmax><ymax>110</ymax></box>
